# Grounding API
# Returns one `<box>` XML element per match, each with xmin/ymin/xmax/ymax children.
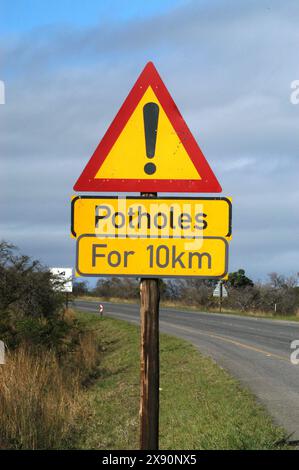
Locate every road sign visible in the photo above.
<box><xmin>76</xmin><ymin>235</ymin><xmax>228</xmax><ymax>278</ymax></box>
<box><xmin>213</xmin><ymin>281</ymin><xmax>228</xmax><ymax>297</ymax></box>
<box><xmin>72</xmin><ymin>62</ymin><xmax>231</xmax><ymax>450</ymax></box>
<box><xmin>99</xmin><ymin>304</ymin><xmax>104</xmax><ymax>315</ymax></box>
<box><xmin>73</xmin><ymin>62</ymin><xmax>221</xmax><ymax>193</ymax></box>
<box><xmin>71</xmin><ymin>196</ymin><xmax>232</xmax><ymax>239</ymax></box>
<box><xmin>50</xmin><ymin>267</ymin><xmax>73</xmax><ymax>293</ymax></box>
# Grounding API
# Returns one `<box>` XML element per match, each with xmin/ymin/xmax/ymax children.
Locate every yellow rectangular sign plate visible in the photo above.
<box><xmin>76</xmin><ymin>235</ymin><xmax>228</xmax><ymax>279</ymax></box>
<box><xmin>71</xmin><ymin>196</ymin><xmax>232</xmax><ymax>239</ymax></box>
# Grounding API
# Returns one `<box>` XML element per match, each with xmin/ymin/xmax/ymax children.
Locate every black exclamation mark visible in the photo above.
<box><xmin>143</xmin><ymin>102</ymin><xmax>159</xmax><ymax>175</ymax></box>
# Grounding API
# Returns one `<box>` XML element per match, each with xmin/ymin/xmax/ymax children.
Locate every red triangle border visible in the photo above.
<box><xmin>73</xmin><ymin>62</ymin><xmax>222</xmax><ymax>193</ymax></box>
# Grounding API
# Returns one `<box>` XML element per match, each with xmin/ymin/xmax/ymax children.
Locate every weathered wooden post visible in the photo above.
<box><xmin>139</xmin><ymin>192</ymin><xmax>160</xmax><ymax>450</ymax></box>
<box><xmin>139</xmin><ymin>277</ymin><xmax>160</xmax><ymax>449</ymax></box>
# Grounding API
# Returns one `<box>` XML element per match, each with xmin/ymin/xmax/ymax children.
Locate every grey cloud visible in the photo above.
<box><xmin>1</xmin><ymin>0</ymin><xmax>299</xmax><ymax>280</ymax></box>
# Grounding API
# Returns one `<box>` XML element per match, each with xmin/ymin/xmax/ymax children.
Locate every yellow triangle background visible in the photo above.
<box><xmin>95</xmin><ymin>86</ymin><xmax>201</xmax><ymax>180</ymax></box>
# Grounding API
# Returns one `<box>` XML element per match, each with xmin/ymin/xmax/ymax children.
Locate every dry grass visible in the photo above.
<box><xmin>63</xmin><ymin>307</ymin><xmax>76</xmax><ymax>321</ymax></box>
<box><xmin>73</xmin><ymin>331</ymin><xmax>100</xmax><ymax>380</ymax></box>
<box><xmin>0</xmin><ymin>325</ymin><xmax>100</xmax><ymax>449</ymax></box>
<box><xmin>0</xmin><ymin>346</ymin><xmax>81</xmax><ymax>448</ymax></box>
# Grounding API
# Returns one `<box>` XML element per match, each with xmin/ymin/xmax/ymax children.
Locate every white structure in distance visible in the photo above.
<box><xmin>50</xmin><ymin>267</ymin><xmax>73</xmax><ymax>293</ymax></box>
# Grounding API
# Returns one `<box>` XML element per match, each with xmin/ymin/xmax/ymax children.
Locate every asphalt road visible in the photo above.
<box><xmin>74</xmin><ymin>299</ymin><xmax>299</xmax><ymax>441</ymax></box>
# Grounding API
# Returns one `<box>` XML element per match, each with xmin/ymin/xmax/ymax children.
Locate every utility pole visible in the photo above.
<box><xmin>139</xmin><ymin>192</ymin><xmax>160</xmax><ymax>450</ymax></box>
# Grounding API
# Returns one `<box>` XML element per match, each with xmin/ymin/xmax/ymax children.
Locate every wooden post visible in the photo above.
<box><xmin>139</xmin><ymin>192</ymin><xmax>160</xmax><ymax>450</ymax></box>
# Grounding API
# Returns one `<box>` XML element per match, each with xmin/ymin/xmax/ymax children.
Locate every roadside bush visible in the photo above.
<box><xmin>175</xmin><ymin>279</ymin><xmax>215</xmax><ymax>309</ymax></box>
<box><xmin>258</xmin><ymin>285</ymin><xmax>297</xmax><ymax>315</ymax></box>
<box><xmin>93</xmin><ymin>277</ymin><xmax>139</xmax><ymax>299</ymax></box>
<box><xmin>224</xmin><ymin>282</ymin><xmax>298</xmax><ymax>316</ymax></box>
<box><xmin>0</xmin><ymin>241</ymin><xmax>64</xmax><ymax>319</ymax></box>
<box><xmin>225</xmin><ymin>286</ymin><xmax>261</xmax><ymax>312</ymax></box>
<box><xmin>8</xmin><ymin>317</ymin><xmax>74</xmax><ymax>352</ymax></box>
<box><xmin>0</xmin><ymin>241</ymin><xmax>72</xmax><ymax>351</ymax></box>
<box><xmin>73</xmin><ymin>281</ymin><xmax>89</xmax><ymax>296</ymax></box>
<box><xmin>183</xmin><ymin>283</ymin><xmax>212</xmax><ymax>306</ymax></box>
<box><xmin>162</xmin><ymin>280</ymin><xmax>182</xmax><ymax>301</ymax></box>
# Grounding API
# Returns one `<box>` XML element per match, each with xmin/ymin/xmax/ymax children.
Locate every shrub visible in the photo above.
<box><xmin>0</xmin><ymin>241</ymin><xmax>65</xmax><ymax>319</ymax></box>
<box><xmin>93</xmin><ymin>277</ymin><xmax>139</xmax><ymax>299</ymax></box>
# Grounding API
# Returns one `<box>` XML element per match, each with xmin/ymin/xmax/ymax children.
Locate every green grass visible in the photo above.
<box><xmin>74</xmin><ymin>311</ymin><xmax>288</xmax><ymax>450</ymax></box>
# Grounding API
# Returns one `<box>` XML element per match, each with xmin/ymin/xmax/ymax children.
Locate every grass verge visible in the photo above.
<box><xmin>0</xmin><ymin>310</ymin><xmax>100</xmax><ymax>449</ymax></box>
<box><xmin>75</xmin><ymin>311</ymin><xmax>288</xmax><ymax>450</ymax></box>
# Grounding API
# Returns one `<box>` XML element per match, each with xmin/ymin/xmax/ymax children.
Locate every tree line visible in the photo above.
<box><xmin>74</xmin><ymin>268</ymin><xmax>299</xmax><ymax>316</ymax></box>
<box><xmin>1</xmin><ymin>238</ymin><xmax>296</xmax><ymax>319</ymax></box>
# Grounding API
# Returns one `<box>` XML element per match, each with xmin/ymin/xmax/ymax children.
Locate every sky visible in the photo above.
<box><xmin>1</xmin><ymin>0</ymin><xmax>299</xmax><ymax>284</ymax></box>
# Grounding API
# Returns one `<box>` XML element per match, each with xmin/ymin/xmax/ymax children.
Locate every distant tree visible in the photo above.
<box><xmin>225</xmin><ymin>273</ymin><xmax>298</xmax><ymax>316</ymax></box>
<box><xmin>93</xmin><ymin>278</ymin><xmax>119</xmax><ymax>298</ymax></box>
<box><xmin>93</xmin><ymin>277</ymin><xmax>139</xmax><ymax>299</ymax></box>
<box><xmin>177</xmin><ymin>279</ymin><xmax>214</xmax><ymax>308</ymax></box>
<box><xmin>268</xmin><ymin>272</ymin><xmax>297</xmax><ymax>289</ymax></box>
<box><xmin>228</xmin><ymin>269</ymin><xmax>254</xmax><ymax>288</ymax></box>
<box><xmin>73</xmin><ymin>281</ymin><xmax>89</xmax><ymax>297</ymax></box>
<box><xmin>226</xmin><ymin>285</ymin><xmax>260</xmax><ymax>312</ymax></box>
<box><xmin>264</xmin><ymin>273</ymin><xmax>298</xmax><ymax>315</ymax></box>
<box><xmin>163</xmin><ymin>280</ymin><xmax>181</xmax><ymax>301</ymax></box>
<box><xmin>121</xmin><ymin>278</ymin><xmax>139</xmax><ymax>299</ymax></box>
<box><xmin>157</xmin><ymin>279</ymin><xmax>168</xmax><ymax>299</ymax></box>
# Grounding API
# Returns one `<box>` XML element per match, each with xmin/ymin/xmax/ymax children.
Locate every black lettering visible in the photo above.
<box><xmin>107</xmin><ymin>250</ymin><xmax>121</xmax><ymax>267</ymax></box>
<box><xmin>188</xmin><ymin>251</ymin><xmax>212</xmax><ymax>269</ymax></box>
<box><xmin>156</xmin><ymin>245</ymin><xmax>169</xmax><ymax>268</ymax></box>
<box><xmin>169</xmin><ymin>207</ymin><xmax>176</xmax><ymax>229</ymax></box>
<box><xmin>112</xmin><ymin>211</ymin><xmax>125</xmax><ymax>228</ymax></box>
<box><xmin>92</xmin><ymin>244</ymin><xmax>107</xmax><ymax>267</ymax></box>
<box><xmin>137</xmin><ymin>206</ymin><xmax>151</xmax><ymax>229</ymax></box>
<box><xmin>128</xmin><ymin>207</ymin><xmax>135</xmax><ymax>228</ymax></box>
<box><xmin>178</xmin><ymin>213</ymin><xmax>191</xmax><ymax>229</ymax></box>
<box><xmin>147</xmin><ymin>244</ymin><xmax>154</xmax><ymax>267</ymax></box>
<box><xmin>194</xmin><ymin>212</ymin><xmax>207</xmax><ymax>230</ymax></box>
<box><xmin>172</xmin><ymin>246</ymin><xmax>185</xmax><ymax>268</ymax></box>
<box><xmin>153</xmin><ymin>212</ymin><xmax>167</xmax><ymax>229</ymax></box>
<box><xmin>124</xmin><ymin>250</ymin><xmax>135</xmax><ymax>267</ymax></box>
<box><xmin>95</xmin><ymin>205</ymin><xmax>111</xmax><ymax>228</ymax></box>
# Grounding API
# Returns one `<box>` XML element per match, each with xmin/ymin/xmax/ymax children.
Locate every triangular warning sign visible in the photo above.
<box><xmin>74</xmin><ymin>62</ymin><xmax>222</xmax><ymax>193</ymax></box>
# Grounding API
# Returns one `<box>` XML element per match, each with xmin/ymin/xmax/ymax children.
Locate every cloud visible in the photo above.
<box><xmin>1</xmin><ymin>0</ymin><xmax>299</xmax><ymax>280</ymax></box>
